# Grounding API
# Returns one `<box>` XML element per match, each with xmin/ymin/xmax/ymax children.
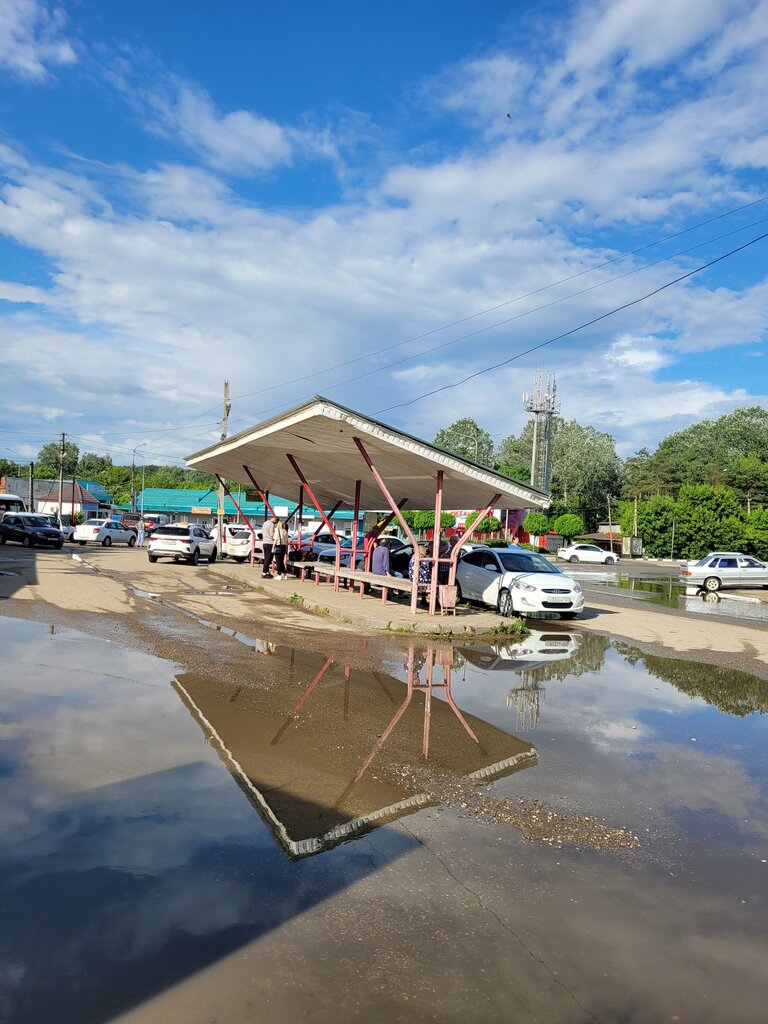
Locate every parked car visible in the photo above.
<box><xmin>42</xmin><ymin>515</ymin><xmax>75</xmax><ymax>541</ymax></box>
<box><xmin>0</xmin><ymin>513</ymin><xmax>64</xmax><ymax>548</ymax></box>
<box><xmin>209</xmin><ymin>523</ymin><xmax>264</xmax><ymax>562</ymax></box>
<box><xmin>679</xmin><ymin>552</ymin><xmax>768</xmax><ymax>592</ymax></box>
<box><xmin>317</xmin><ymin>536</ymin><xmax>415</xmax><ymax>575</ymax></box>
<box><xmin>148</xmin><ymin>524</ymin><xmax>217</xmax><ymax>565</ymax></box>
<box><xmin>73</xmin><ymin>518</ymin><xmax>137</xmax><ymax>547</ymax></box>
<box><xmin>557</xmin><ymin>543</ymin><xmax>619</xmax><ymax>565</ymax></box>
<box><xmin>456</xmin><ymin>545</ymin><xmax>583</xmax><ymax>618</ymax></box>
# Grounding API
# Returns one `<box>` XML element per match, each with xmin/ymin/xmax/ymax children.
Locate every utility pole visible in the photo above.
<box><xmin>130</xmin><ymin>454</ymin><xmax>136</xmax><ymax>513</ymax></box>
<box><xmin>607</xmin><ymin>495</ymin><xmax>613</xmax><ymax>554</ymax></box>
<box><xmin>28</xmin><ymin>462</ymin><xmax>34</xmax><ymax>512</ymax></box>
<box><xmin>217</xmin><ymin>381</ymin><xmax>231</xmax><ymax>544</ymax></box>
<box><xmin>633</xmin><ymin>495</ymin><xmax>638</xmax><ymax>536</ymax></box>
<box><xmin>57</xmin><ymin>433</ymin><xmax>66</xmax><ymax>521</ymax></box>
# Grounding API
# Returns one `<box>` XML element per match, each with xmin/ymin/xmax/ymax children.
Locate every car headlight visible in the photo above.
<box><xmin>515</xmin><ymin>581</ymin><xmax>537</xmax><ymax>592</ymax></box>
<box><xmin>572</xmin><ymin>582</ymin><xmax>582</xmax><ymax>592</ymax></box>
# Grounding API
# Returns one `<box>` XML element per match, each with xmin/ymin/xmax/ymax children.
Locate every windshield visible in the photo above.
<box><xmin>22</xmin><ymin>516</ymin><xmax>53</xmax><ymax>528</ymax></box>
<box><xmin>497</xmin><ymin>552</ymin><xmax>560</xmax><ymax>574</ymax></box>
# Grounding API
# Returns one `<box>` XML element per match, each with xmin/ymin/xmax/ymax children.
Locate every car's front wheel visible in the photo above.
<box><xmin>55</xmin><ymin>541</ymin><xmax>64</xmax><ymax>550</ymax></box>
<box><xmin>209</xmin><ymin>547</ymin><xmax>217</xmax><ymax>563</ymax></box>
<box><xmin>604</xmin><ymin>556</ymin><xmax>616</xmax><ymax>564</ymax></box>
<box><xmin>148</xmin><ymin>554</ymin><xmax>158</xmax><ymax>563</ymax></box>
<box><xmin>569</xmin><ymin>554</ymin><xmax>579</xmax><ymax>563</ymax></box>
<box><xmin>455</xmin><ymin>581</ymin><xmax>462</xmax><ymax>604</ymax></box>
<box><xmin>128</xmin><ymin>536</ymin><xmax>136</xmax><ymax>547</ymax></box>
<box><xmin>703</xmin><ymin>576</ymin><xmax>721</xmax><ymax>592</ymax></box>
<box><xmin>188</xmin><ymin>547</ymin><xmax>200</xmax><ymax>566</ymax></box>
<box><xmin>102</xmin><ymin>536</ymin><xmax>112</xmax><ymax>547</ymax></box>
<box><xmin>78</xmin><ymin>540</ymin><xmax>86</xmax><ymax>546</ymax></box>
<box><xmin>22</xmin><ymin>536</ymin><xmax>32</xmax><ymax>548</ymax></box>
<box><xmin>498</xmin><ymin>588</ymin><xmax>513</xmax><ymax>617</ymax></box>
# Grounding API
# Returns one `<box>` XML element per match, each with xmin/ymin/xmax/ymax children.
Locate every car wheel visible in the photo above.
<box><xmin>128</xmin><ymin>536</ymin><xmax>136</xmax><ymax>547</ymax></box>
<box><xmin>604</xmin><ymin>556</ymin><xmax>615</xmax><ymax>564</ymax></box>
<box><xmin>497</xmin><ymin>588</ymin><xmax>513</xmax><ymax>618</ymax></box>
<box><xmin>568</xmin><ymin>554</ymin><xmax>579</xmax><ymax>563</ymax></box>
<box><xmin>148</xmin><ymin>554</ymin><xmax>158</xmax><ymax>563</ymax></box>
<box><xmin>455</xmin><ymin>581</ymin><xmax>463</xmax><ymax>604</ymax></box>
<box><xmin>0</xmin><ymin>535</ymin><xmax>5</xmax><ymax>544</ymax></box>
<box><xmin>234</xmin><ymin>556</ymin><xmax>245</xmax><ymax>563</ymax></box>
<box><xmin>703</xmin><ymin>576</ymin><xmax>721</xmax><ymax>592</ymax></box>
<box><xmin>220</xmin><ymin>552</ymin><xmax>228</xmax><ymax>559</ymax></box>
<box><xmin>22</xmin><ymin>536</ymin><xmax>32</xmax><ymax>548</ymax></box>
<box><xmin>78</xmin><ymin>540</ymin><xmax>86</xmax><ymax>546</ymax></box>
<box><xmin>561</xmin><ymin>612</ymin><xmax>579</xmax><ymax>619</ymax></box>
<box><xmin>189</xmin><ymin>547</ymin><xmax>200</xmax><ymax>566</ymax></box>
<box><xmin>209</xmin><ymin>547</ymin><xmax>217</xmax><ymax>563</ymax></box>
<box><xmin>102</xmin><ymin>536</ymin><xmax>112</xmax><ymax>547</ymax></box>
<box><xmin>55</xmin><ymin>541</ymin><xmax>64</xmax><ymax>550</ymax></box>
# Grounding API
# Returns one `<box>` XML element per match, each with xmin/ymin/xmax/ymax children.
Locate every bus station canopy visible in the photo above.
<box><xmin>186</xmin><ymin>396</ymin><xmax>549</xmax><ymax>512</ymax></box>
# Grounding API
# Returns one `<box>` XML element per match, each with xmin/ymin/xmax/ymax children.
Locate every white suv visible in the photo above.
<box><xmin>148</xmin><ymin>524</ymin><xmax>217</xmax><ymax>565</ymax></box>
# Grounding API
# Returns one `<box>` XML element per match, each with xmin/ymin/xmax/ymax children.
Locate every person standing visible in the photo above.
<box><xmin>261</xmin><ymin>514</ymin><xmax>277</xmax><ymax>578</ymax></box>
<box><xmin>273</xmin><ymin>519</ymin><xmax>289</xmax><ymax>580</ymax></box>
<box><xmin>136</xmin><ymin>519</ymin><xmax>145</xmax><ymax>548</ymax></box>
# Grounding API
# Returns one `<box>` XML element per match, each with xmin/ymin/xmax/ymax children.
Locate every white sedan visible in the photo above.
<box><xmin>456</xmin><ymin>545</ymin><xmax>584</xmax><ymax>619</ymax></box>
<box><xmin>73</xmin><ymin>519</ymin><xmax>137</xmax><ymax>547</ymax></box>
<box><xmin>557</xmin><ymin>543</ymin><xmax>619</xmax><ymax>565</ymax></box>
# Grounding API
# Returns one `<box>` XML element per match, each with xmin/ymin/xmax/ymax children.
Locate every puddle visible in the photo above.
<box><xmin>2</xmin><ymin>616</ymin><xmax>768</xmax><ymax>1023</ymax></box>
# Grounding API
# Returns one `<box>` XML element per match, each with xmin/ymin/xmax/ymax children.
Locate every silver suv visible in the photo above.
<box><xmin>147</xmin><ymin>525</ymin><xmax>217</xmax><ymax>566</ymax></box>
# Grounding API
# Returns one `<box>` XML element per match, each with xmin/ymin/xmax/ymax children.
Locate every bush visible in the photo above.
<box><xmin>485</xmin><ymin>538</ymin><xmax>511</xmax><ymax>547</ymax></box>
<box><xmin>465</xmin><ymin>512</ymin><xmax>501</xmax><ymax>533</ymax></box>
<box><xmin>519</xmin><ymin>542</ymin><xmax>549</xmax><ymax>552</ymax></box>
<box><xmin>552</xmin><ymin>513</ymin><xmax>585</xmax><ymax>541</ymax></box>
<box><xmin>523</xmin><ymin>511</ymin><xmax>549</xmax><ymax>535</ymax></box>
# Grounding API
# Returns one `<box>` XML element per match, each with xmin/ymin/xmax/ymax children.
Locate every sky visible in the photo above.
<box><xmin>0</xmin><ymin>0</ymin><xmax>767</xmax><ymax>471</ymax></box>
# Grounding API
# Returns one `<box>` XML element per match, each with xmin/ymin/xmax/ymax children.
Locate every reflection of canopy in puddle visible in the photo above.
<box><xmin>174</xmin><ymin>645</ymin><xmax>537</xmax><ymax>858</ymax></box>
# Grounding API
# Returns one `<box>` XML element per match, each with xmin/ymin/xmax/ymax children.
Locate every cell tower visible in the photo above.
<box><xmin>522</xmin><ymin>370</ymin><xmax>558</xmax><ymax>492</ymax></box>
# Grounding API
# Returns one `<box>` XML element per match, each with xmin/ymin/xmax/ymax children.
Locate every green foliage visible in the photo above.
<box><xmin>77</xmin><ymin>452</ymin><xmax>112</xmax><ymax>477</ymax></box>
<box><xmin>495</xmin><ymin>462</ymin><xmax>529</xmax><ymax>482</ymax></box>
<box><xmin>465</xmin><ymin>512</ymin><xmax>501</xmax><ymax>533</ymax></box>
<box><xmin>485</xmin><ymin>619</ymin><xmax>529</xmax><ymax>637</ymax></box>
<box><xmin>673</xmin><ymin>484</ymin><xmax>743</xmax><ymax>559</ymax></box>
<box><xmin>633</xmin><ymin>494</ymin><xmax>677</xmax><ymax>557</ymax></box>
<box><xmin>523</xmin><ymin>511</ymin><xmax>549</xmax><ymax>535</ymax></box>
<box><xmin>745</xmin><ymin>507</ymin><xmax>768</xmax><ymax>560</ymax></box>
<box><xmin>519</xmin><ymin>542</ymin><xmax>549</xmax><ymax>552</ymax></box>
<box><xmin>412</xmin><ymin>510</ymin><xmax>456</xmax><ymax>530</ymax></box>
<box><xmin>552</xmin><ymin>513</ymin><xmax>584</xmax><ymax>540</ymax></box>
<box><xmin>36</xmin><ymin>440</ymin><xmax>79</xmax><ymax>476</ymax></box>
<box><xmin>0</xmin><ymin>457</ymin><xmax>22</xmax><ymax>476</ymax></box>
<box><xmin>434</xmin><ymin>418</ymin><xmax>494</xmax><ymax>466</ymax></box>
<box><xmin>485</xmin><ymin>538</ymin><xmax>512</xmax><ymax>547</ymax></box>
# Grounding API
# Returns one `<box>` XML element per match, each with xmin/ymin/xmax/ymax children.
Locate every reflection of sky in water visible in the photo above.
<box><xmin>2</xmin><ymin>618</ymin><xmax>768</xmax><ymax>1024</ymax></box>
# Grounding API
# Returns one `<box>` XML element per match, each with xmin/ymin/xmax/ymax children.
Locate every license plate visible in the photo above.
<box><xmin>547</xmin><ymin>596</ymin><xmax>571</xmax><ymax>604</ymax></box>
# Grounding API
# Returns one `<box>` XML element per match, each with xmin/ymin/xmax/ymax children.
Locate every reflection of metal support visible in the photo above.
<box><xmin>270</xmin><ymin>656</ymin><xmax>334</xmax><ymax>744</ymax></box>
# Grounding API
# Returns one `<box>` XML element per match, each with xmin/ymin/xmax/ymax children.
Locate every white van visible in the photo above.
<box><xmin>0</xmin><ymin>493</ymin><xmax>27</xmax><ymax>515</ymax></box>
<box><xmin>209</xmin><ymin>522</ymin><xmax>264</xmax><ymax>562</ymax></box>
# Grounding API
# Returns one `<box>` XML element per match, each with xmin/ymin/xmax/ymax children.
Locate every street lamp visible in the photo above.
<box><xmin>131</xmin><ymin>442</ymin><xmax>148</xmax><ymax>514</ymax></box>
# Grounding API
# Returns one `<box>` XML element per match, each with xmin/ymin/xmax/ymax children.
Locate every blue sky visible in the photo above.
<box><xmin>0</xmin><ymin>0</ymin><xmax>766</xmax><ymax>470</ymax></box>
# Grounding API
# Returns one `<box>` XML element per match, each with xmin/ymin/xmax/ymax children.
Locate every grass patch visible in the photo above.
<box><xmin>289</xmin><ymin>593</ymin><xmax>304</xmax><ymax>606</ymax></box>
<box><xmin>485</xmin><ymin>618</ymin><xmax>529</xmax><ymax>638</ymax></box>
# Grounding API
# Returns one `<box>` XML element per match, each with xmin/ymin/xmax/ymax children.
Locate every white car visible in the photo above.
<box><xmin>680</xmin><ymin>552</ymin><xmax>768</xmax><ymax>592</ymax></box>
<box><xmin>43</xmin><ymin>515</ymin><xmax>75</xmax><ymax>541</ymax></box>
<box><xmin>557</xmin><ymin>543</ymin><xmax>619</xmax><ymax>565</ymax></box>
<box><xmin>73</xmin><ymin>518</ymin><xmax>137</xmax><ymax>547</ymax></box>
<box><xmin>209</xmin><ymin>523</ymin><xmax>263</xmax><ymax>563</ymax></box>
<box><xmin>148</xmin><ymin>524</ymin><xmax>217</xmax><ymax>565</ymax></box>
<box><xmin>456</xmin><ymin>545</ymin><xmax>584</xmax><ymax>619</ymax></box>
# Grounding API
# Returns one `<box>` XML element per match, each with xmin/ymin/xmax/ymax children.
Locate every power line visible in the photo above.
<box><xmin>375</xmin><ymin>228</ymin><xmax>768</xmax><ymax>414</ymax></box>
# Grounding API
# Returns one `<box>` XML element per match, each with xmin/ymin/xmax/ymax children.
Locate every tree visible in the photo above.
<box><xmin>36</xmin><ymin>440</ymin><xmax>79</xmax><ymax>477</ymax></box>
<box><xmin>673</xmin><ymin>484</ymin><xmax>743</xmax><ymax>559</ymax></box>
<box><xmin>495</xmin><ymin>462</ymin><xmax>530</xmax><ymax>482</ymax></box>
<box><xmin>550</xmin><ymin>421</ymin><xmax>621</xmax><ymax>530</ymax></box>
<box><xmin>632</xmin><ymin>495</ymin><xmax>677</xmax><ymax>558</ymax></box>
<box><xmin>552</xmin><ymin>513</ymin><xmax>584</xmax><ymax>541</ymax></box>
<box><xmin>434</xmin><ymin>418</ymin><xmax>494</xmax><ymax>466</ymax></box>
<box><xmin>726</xmin><ymin>452</ymin><xmax>768</xmax><ymax>514</ymax></box>
<box><xmin>77</xmin><ymin>452</ymin><xmax>113</xmax><ymax>478</ymax></box>
<box><xmin>523</xmin><ymin>512</ymin><xmax>549</xmax><ymax>535</ymax></box>
<box><xmin>465</xmin><ymin>512</ymin><xmax>501</xmax><ymax>533</ymax></box>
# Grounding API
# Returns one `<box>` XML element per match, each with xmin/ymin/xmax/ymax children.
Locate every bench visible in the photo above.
<box><xmin>308</xmin><ymin>563</ymin><xmax>430</xmax><ymax>603</ymax></box>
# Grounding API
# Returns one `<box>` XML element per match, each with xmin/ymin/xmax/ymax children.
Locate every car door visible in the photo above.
<box><xmin>737</xmin><ymin>556</ymin><xmax>768</xmax><ymax>586</ymax></box>
<box><xmin>714</xmin><ymin>556</ymin><xmax>740</xmax><ymax>585</ymax></box>
<box><xmin>195</xmin><ymin>528</ymin><xmax>213</xmax><ymax>556</ymax></box>
<box><xmin>5</xmin><ymin>516</ymin><xmax>22</xmax><ymax>543</ymax></box>
<box><xmin>457</xmin><ymin>550</ymin><xmax>487</xmax><ymax>599</ymax></box>
<box><xmin>479</xmin><ymin>551</ymin><xmax>504</xmax><ymax>606</ymax></box>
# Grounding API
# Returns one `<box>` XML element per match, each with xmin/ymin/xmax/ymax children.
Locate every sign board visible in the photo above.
<box><xmin>191</xmin><ymin>506</ymin><xmax>214</xmax><ymax>514</ymax></box>
<box><xmin>216</xmin><ymin>508</ymin><xmax>225</xmax><ymax>516</ymax></box>
<box><xmin>273</xmin><ymin>505</ymin><xmax>290</xmax><ymax>517</ymax></box>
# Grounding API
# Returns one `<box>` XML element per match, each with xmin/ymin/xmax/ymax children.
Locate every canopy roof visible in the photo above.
<box><xmin>186</xmin><ymin>397</ymin><xmax>548</xmax><ymax>511</ymax></box>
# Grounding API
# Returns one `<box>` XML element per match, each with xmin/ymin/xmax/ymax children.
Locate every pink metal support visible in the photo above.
<box><xmin>363</xmin><ymin>498</ymin><xmax>407</xmax><ymax>571</ymax></box>
<box><xmin>297</xmin><ymin>485</ymin><xmax>304</xmax><ymax>550</ymax></box>
<box><xmin>270</xmin><ymin>656</ymin><xmax>334</xmax><ymax>744</ymax></box>
<box><xmin>422</xmin><ymin>648</ymin><xmax>435</xmax><ymax>760</ymax></box>
<box><xmin>428</xmin><ymin>470</ymin><xmax>444</xmax><ymax>615</ymax></box>
<box><xmin>350</xmin><ymin>480</ymin><xmax>361</xmax><ymax>571</ymax></box>
<box><xmin>214</xmin><ymin>474</ymin><xmax>258</xmax><ymax>567</ymax></box>
<box><xmin>353</xmin><ymin>437</ymin><xmax>422</xmax><ymax>614</ymax></box>
<box><xmin>241</xmin><ymin>465</ymin><xmax>276</xmax><ymax>517</ymax></box>
<box><xmin>286</xmin><ymin>454</ymin><xmax>342</xmax><ymax>588</ymax></box>
<box><xmin>448</xmin><ymin>493</ymin><xmax>502</xmax><ymax>586</ymax></box>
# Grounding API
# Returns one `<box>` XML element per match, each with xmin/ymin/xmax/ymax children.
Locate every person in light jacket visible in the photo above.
<box><xmin>273</xmin><ymin>519</ymin><xmax>289</xmax><ymax>579</ymax></box>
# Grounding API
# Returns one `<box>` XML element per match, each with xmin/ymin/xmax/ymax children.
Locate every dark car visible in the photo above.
<box><xmin>318</xmin><ymin>536</ymin><xmax>414</xmax><ymax>575</ymax></box>
<box><xmin>0</xmin><ymin>513</ymin><xmax>64</xmax><ymax>549</ymax></box>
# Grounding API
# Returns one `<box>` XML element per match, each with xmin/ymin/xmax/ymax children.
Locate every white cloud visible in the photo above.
<box><xmin>0</xmin><ymin>0</ymin><xmax>75</xmax><ymax>81</ymax></box>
